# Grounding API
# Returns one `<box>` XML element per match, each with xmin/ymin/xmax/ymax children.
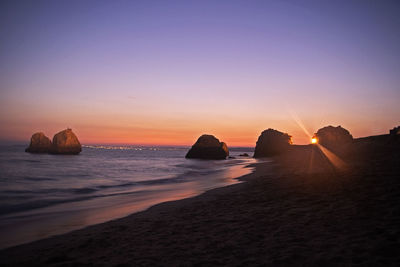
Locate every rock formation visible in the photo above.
<box><xmin>314</xmin><ymin>125</ymin><xmax>353</xmax><ymax>151</ymax></box>
<box><xmin>254</xmin><ymin>129</ymin><xmax>292</xmax><ymax>158</ymax></box>
<box><xmin>390</xmin><ymin>126</ymin><xmax>400</xmax><ymax>136</ymax></box>
<box><xmin>185</xmin><ymin>134</ymin><xmax>229</xmax><ymax>160</ymax></box>
<box><xmin>25</xmin><ymin>132</ymin><xmax>53</xmax><ymax>153</ymax></box>
<box><xmin>221</xmin><ymin>142</ymin><xmax>229</xmax><ymax>157</ymax></box>
<box><xmin>51</xmin><ymin>129</ymin><xmax>82</xmax><ymax>154</ymax></box>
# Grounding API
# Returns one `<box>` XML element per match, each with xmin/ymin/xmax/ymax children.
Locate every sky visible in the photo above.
<box><xmin>1</xmin><ymin>0</ymin><xmax>399</xmax><ymax>146</ymax></box>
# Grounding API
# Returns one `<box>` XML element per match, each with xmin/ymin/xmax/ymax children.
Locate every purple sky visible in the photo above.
<box><xmin>1</xmin><ymin>0</ymin><xmax>399</xmax><ymax>145</ymax></box>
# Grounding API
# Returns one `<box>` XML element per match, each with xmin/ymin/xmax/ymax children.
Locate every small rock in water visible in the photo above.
<box><xmin>185</xmin><ymin>134</ymin><xmax>229</xmax><ymax>160</ymax></box>
<box><xmin>25</xmin><ymin>132</ymin><xmax>52</xmax><ymax>153</ymax></box>
<box><xmin>51</xmin><ymin>128</ymin><xmax>82</xmax><ymax>155</ymax></box>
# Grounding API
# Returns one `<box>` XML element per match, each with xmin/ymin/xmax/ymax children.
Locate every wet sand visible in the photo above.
<box><xmin>0</xmin><ymin>135</ymin><xmax>399</xmax><ymax>266</ymax></box>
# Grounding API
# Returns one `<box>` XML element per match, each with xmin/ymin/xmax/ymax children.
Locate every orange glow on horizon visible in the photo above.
<box><xmin>1</xmin><ymin>108</ymin><xmax>393</xmax><ymax>147</ymax></box>
<box><xmin>2</xmin><ymin>124</ymin><xmax>378</xmax><ymax>147</ymax></box>
<box><xmin>311</xmin><ymin>137</ymin><xmax>318</xmax><ymax>144</ymax></box>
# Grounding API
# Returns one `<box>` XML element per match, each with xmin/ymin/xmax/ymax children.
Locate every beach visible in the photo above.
<box><xmin>0</xmin><ymin>136</ymin><xmax>399</xmax><ymax>266</ymax></box>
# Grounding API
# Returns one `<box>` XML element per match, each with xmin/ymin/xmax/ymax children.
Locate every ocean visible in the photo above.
<box><xmin>0</xmin><ymin>144</ymin><xmax>255</xmax><ymax>249</ymax></box>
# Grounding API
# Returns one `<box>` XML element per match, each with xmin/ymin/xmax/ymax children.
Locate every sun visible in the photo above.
<box><xmin>311</xmin><ymin>137</ymin><xmax>318</xmax><ymax>144</ymax></box>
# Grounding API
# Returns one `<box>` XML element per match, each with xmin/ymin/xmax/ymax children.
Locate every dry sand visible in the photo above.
<box><xmin>0</xmin><ymin>136</ymin><xmax>399</xmax><ymax>266</ymax></box>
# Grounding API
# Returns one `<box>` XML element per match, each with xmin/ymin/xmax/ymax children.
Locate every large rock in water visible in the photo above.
<box><xmin>51</xmin><ymin>129</ymin><xmax>82</xmax><ymax>154</ymax></box>
<box><xmin>25</xmin><ymin>132</ymin><xmax>52</xmax><ymax>153</ymax></box>
<box><xmin>185</xmin><ymin>135</ymin><xmax>229</xmax><ymax>160</ymax></box>
<box><xmin>254</xmin><ymin>129</ymin><xmax>292</xmax><ymax>158</ymax></box>
<box><xmin>314</xmin><ymin>125</ymin><xmax>353</xmax><ymax>151</ymax></box>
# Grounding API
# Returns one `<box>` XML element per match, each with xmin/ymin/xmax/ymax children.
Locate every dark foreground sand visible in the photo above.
<box><xmin>1</xmin><ymin>135</ymin><xmax>399</xmax><ymax>266</ymax></box>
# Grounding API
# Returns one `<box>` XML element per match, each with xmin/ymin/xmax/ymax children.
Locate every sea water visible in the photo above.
<box><xmin>0</xmin><ymin>144</ymin><xmax>255</xmax><ymax>249</ymax></box>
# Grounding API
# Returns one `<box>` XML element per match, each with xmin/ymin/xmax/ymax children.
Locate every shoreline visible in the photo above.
<box><xmin>0</xmin><ymin>156</ymin><xmax>256</xmax><ymax>250</ymax></box>
<box><xmin>0</xmin><ymin>160</ymin><xmax>264</xmax><ymax>253</ymax></box>
<box><xmin>1</xmin><ymin>141</ymin><xmax>399</xmax><ymax>265</ymax></box>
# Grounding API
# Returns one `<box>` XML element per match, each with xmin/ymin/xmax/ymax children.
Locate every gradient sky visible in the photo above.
<box><xmin>1</xmin><ymin>0</ymin><xmax>399</xmax><ymax>146</ymax></box>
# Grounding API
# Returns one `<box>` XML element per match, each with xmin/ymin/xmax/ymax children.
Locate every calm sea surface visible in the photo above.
<box><xmin>0</xmin><ymin>144</ymin><xmax>256</xmax><ymax>249</ymax></box>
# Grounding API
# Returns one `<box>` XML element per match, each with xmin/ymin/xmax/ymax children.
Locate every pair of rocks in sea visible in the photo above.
<box><xmin>25</xmin><ymin>129</ymin><xmax>82</xmax><ymax>155</ymax></box>
<box><xmin>186</xmin><ymin>125</ymin><xmax>355</xmax><ymax>160</ymax></box>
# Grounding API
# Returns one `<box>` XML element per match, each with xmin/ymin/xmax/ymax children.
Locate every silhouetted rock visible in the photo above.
<box><xmin>51</xmin><ymin>129</ymin><xmax>82</xmax><ymax>154</ymax></box>
<box><xmin>221</xmin><ymin>142</ymin><xmax>229</xmax><ymax>157</ymax></box>
<box><xmin>314</xmin><ymin>125</ymin><xmax>353</xmax><ymax>151</ymax></box>
<box><xmin>254</xmin><ymin>129</ymin><xmax>292</xmax><ymax>158</ymax></box>
<box><xmin>25</xmin><ymin>132</ymin><xmax>52</xmax><ymax>153</ymax></box>
<box><xmin>185</xmin><ymin>135</ymin><xmax>229</xmax><ymax>160</ymax></box>
<box><xmin>239</xmin><ymin>153</ymin><xmax>249</xmax><ymax>157</ymax></box>
<box><xmin>390</xmin><ymin>126</ymin><xmax>400</xmax><ymax>135</ymax></box>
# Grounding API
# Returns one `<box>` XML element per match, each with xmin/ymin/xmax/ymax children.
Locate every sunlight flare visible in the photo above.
<box><xmin>288</xmin><ymin>110</ymin><xmax>312</xmax><ymax>138</ymax></box>
<box><xmin>316</xmin><ymin>144</ymin><xmax>347</xmax><ymax>170</ymax></box>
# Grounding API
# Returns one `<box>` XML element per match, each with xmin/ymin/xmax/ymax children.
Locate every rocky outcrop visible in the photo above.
<box><xmin>185</xmin><ymin>135</ymin><xmax>229</xmax><ymax>160</ymax></box>
<box><xmin>390</xmin><ymin>126</ymin><xmax>400</xmax><ymax>136</ymax></box>
<box><xmin>51</xmin><ymin>129</ymin><xmax>82</xmax><ymax>154</ymax></box>
<box><xmin>254</xmin><ymin>129</ymin><xmax>292</xmax><ymax>158</ymax></box>
<box><xmin>314</xmin><ymin>125</ymin><xmax>353</xmax><ymax>151</ymax></box>
<box><xmin>25</xmin><ymin>132</ymin><xmax>53</xmax><ymax>153</ymax></box>
<box><xmin>221</xmin><ymin>142</ymin><xmax>229</xmax><ymax>157</ymax></box>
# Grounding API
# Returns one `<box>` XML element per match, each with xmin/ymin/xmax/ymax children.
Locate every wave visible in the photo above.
<box><xmin>0</xmin><ymin>189</ymin><xmax>154</xmax><ymax>216</ymax></box>
<box><xmin>0</xmin><ymin>166</ymin><xmax>231</xmax><ymax>216</ymax></box>
<box><xmin>0</xmin><ymin>145</ymin><xmax>255</xmax><ymax>220</ymax></box>
<box><xmin>1</xmin><ymin>187</ymin><xmax>99</xmax><ymax>196</ymax></box>
<box><xmin>24</xmin><ymin>177</ymin><xmax>56</xmax><ymax>181</ymax></box>
<box><xmin>2</xmin><ymin>168</ymin><xmax>220</xmax><ymax>195</ymax></box>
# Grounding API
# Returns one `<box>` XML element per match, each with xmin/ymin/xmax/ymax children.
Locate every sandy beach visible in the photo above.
<box><xmin>0</xmin><ymin>135</ymin><xmax>399</xmax><ymax>266</ymax></box>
